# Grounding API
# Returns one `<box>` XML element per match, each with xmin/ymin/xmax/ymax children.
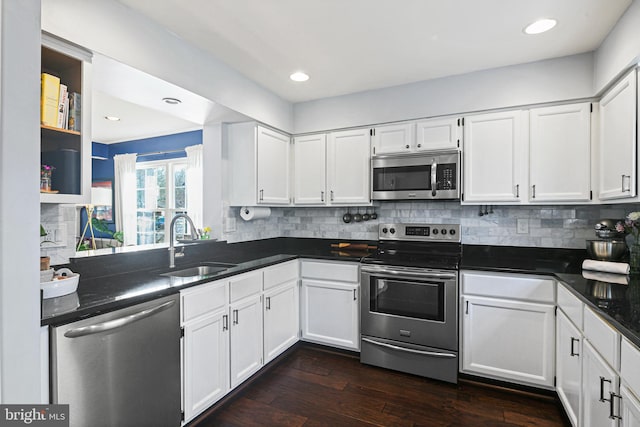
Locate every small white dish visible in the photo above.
<box><xmin>41</xmin><ymin>269</ymin><xmax>79</xmax><ymax>299</ymax></box>
<box><xmin>40</xmin><ymin>268</ymin><xmax>54</xmax><ymax>282</ymax></box>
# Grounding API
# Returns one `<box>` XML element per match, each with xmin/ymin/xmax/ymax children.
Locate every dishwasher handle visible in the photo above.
<box><xmin>64</xmin><ymin>300</ymin><xmax>176</xmax><ymax>338</ymax></box>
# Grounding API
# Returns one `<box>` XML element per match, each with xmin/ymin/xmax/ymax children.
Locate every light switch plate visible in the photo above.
<box><xmin>517</xmin><ymin>218</ymin><xmax>529</xmax><ymax>234</ymax></box>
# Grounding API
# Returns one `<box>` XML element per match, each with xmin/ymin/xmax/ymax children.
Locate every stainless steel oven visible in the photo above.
<box><xmin>360</xmin><ymin>223</ymin><xmax>460</xmax><ymax>383</ymax></box>
<box><xmin>371</xmin><ymin>151</ymin><xmax>460</xmax><ymax>200</ymax></box>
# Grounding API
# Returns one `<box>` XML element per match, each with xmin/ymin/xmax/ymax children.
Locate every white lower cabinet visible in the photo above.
<box><xmin>300</xmin><ymin>260</ymin><xmax>360</xmax><ymax>351</ymax></box>
<box><xmin>230</xmin><ymin>294</ymin><xmax>264</xmax><ymax>388</ymax></box>
<box><xmin>460</xmin><ymin>271</ymin><xmax>555</xmax><ymax>388</ymax></box>
<box><xmin>264</xmin><ymin>279</ymin><xmax>299</xmax><ymax>363</ymax></box>
<box><xmin>620</xmin><ymin>385</ymin><xmax>640</xmax><ymax>426</ymax></box>
<box><xmin>582</xmin><ymin>340</ymin><xmax>620</xmax><ymax>427</ymax></box>
<box><xmin>556</xmin><ymin>309</ymin><xmax>582</xmax><ymax>427</ymax></box>
<box><xmin>182</xmin><ymin>310</ymin><xmax>229</xmax><ymax>422</ymax></box>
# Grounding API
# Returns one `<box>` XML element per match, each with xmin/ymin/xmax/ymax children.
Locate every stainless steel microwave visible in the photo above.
<box><xmin>371</xmin><ymin>151</ymin><xmax>460</xmax><ymax>200</ymax></box>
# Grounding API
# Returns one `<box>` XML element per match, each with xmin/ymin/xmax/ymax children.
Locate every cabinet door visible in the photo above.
<box><xmin>301</xmin><ymin>279</ymin><xmax>359</xmax><ymax>350</ymax></box>
<box><xmin>556</xmin><ymin>310</ymin><xmax>582</xmax><ymax>427</ymax></box>
<box><xmin>463</xmin><ymin>111</ymin><xmax>526</xmax><ymax>203</ymax></box>
<box><xmin>327</xmin><ymin>129</ymin><xmax>371</xmax><ymax>205</ymax></box>
<box><xmin>230</xmin><ymin>295</ymin><xmax>263</xmax><ymax>388</ymax></box>
<box><xmin>264</xmin><ymin>280</ymin><xmax>299</xmax><ymax>363</ymax></box>
<box><xmin>621</xmin><ymin>385</ymin><xmax>640</xmax><ymax>427</ymax></box>
<box><xmin>256</xmin><ymin>126</ymin><xmax>290</xmax><ymax>205</ymax></box>
<box><xmin>293</xmin><ymin>134</ymin><xmax>326</xmax><ymax>205</ymax></box>
<box><xmin>461</xmin><ymin>295</ymin><xmax>555</xmax><ymax>387</ymax></box>
<box><xmin>415</xmin><ymin>117</ymin><xmax>460</xmax><ymax>151</ymax></box>
<box><xmin>599</xmin><ymin>69</ymin><xmax>637</xmax><ymax>201</ymax></box>
<box><xmin>582</xmin><ymin>340</ymin><xmax>619</xmax><ymax>427</ymax></box>
<box><xmin>530</xmin><ymin>103</ymin><xmax>591</xmax><ymax>202</ymax></box>
<box><xmin>372</xmin><ymin>123</ymin><xmax>415</xmax><ymax>155</ymax></box>
<box><xmin>183</xmin><ymin>310</ymin><xmax>229</xmax><ymax>423</ymax></box>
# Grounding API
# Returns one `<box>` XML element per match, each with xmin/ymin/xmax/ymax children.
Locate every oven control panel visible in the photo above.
<box><xmin>379</xmin><ymin>223</ymin><xmax>460</xmax><ymax>242</ymax></box>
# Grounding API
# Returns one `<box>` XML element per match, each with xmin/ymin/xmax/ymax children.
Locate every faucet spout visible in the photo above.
<box><xmin>168</xmin><ymin>214</ymin><xmax>200</xmax><ymax>268</ymax></box>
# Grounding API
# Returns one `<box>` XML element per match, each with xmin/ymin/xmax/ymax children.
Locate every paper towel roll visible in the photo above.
<box><xmin>240</xmin><ymin>206</ymin><xmax>271</xmax><ymax>221</ymax></box>
<box><xmin>582</xmin><ymin>259</ymin><xmax>630</xmax><ymax>275</ymax></box>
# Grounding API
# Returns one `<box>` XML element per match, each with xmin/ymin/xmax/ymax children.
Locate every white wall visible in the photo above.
<box><xmin>594</xmin><ymin>0</ymin><xmax>640</xmax><ymax>93</ymax></box>
<box><xmin>293</xmin><ymin>53</ymin><xmax>594</xmax><ymax>134</ymax></box>
<box><xmin>40</xmin><ymin>0</ymin><xmax>293</xmax><ymax>133</ymax></box>
<box><xmin>0</xmin><ymin>0</ymin><xmax>42</xmax><ymax>403</ymax></box>
<box><xmin>202</xmin><ymin>123</ymin><xmax>224</xmax><ymax>240</ymax></box>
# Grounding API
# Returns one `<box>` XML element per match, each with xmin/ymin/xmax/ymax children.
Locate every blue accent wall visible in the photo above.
<box><xmin>84</xmin><ymin>130</ymin><xmax>203</xmax><ymax>239</ymax></box>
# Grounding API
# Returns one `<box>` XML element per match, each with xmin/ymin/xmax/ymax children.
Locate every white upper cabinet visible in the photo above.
<box><xmin>256</xmin><ymin>126</ymin><xmax>291</xmax><ymax>204</ymax></box>
<box><xmin>371</xmin><ymin>123</ymin><xmax>415</xmax><ymax>155</ymax></box>
<box><xmin>529</xmin><ymin>103</ymin><xmax>592</xmax><ymax>202</ymax></box>
<box><xmin>293</xmin><ymin>134</ymin><xmax>327</xmax><ymax>205</ymax></box>
<box><xmin>415</xmin><ymin>117</ymin><xmax>461</xmax><ymax>151</ymax></box>
<box><xmin>463</xmin><ymin>110</ymin><xmax>526</xmax><ymax>203</ymax></box>
<box><xmin>599</xmin><ymin>69</ymin><xmax>637</xmax><ymax>201</ymax></box>
<box><xmin>327</xmin><ymin>129</ymin><xmax>371</xmax><ymax>205</ymax></box>
<box><xmin>226</xmin><ymin>122</ymin><xmax>291</xmax><ymax>206</ymax></box>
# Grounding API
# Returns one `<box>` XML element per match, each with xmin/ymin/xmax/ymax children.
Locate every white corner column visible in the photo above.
<box><xmin>202</xmin><ymin>122</ymin><xmax>224</xmax><ymax>240</ymax></box>
<box><xmin>0</xmin><ymin>0</ymin><xmax>42</xmax><ymax>403</ymax></box>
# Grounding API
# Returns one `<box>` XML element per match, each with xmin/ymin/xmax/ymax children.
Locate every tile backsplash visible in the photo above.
<box><xmin>40</xmin><ymin>204</ymin><xmax>78</xmax><ymax>265</ymax></box>
<box><xmin>223</xmin><ymin>202</ymin><xmax>640</xmax><ymax>248</ymax></box>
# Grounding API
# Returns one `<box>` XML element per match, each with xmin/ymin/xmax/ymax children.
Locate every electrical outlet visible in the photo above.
<box><xmin>224</xmin><ymin>217</ymin><xmax>236</xmax><ymax>233</ymax></box>
<box><xmin>517</xmin><ymin>218</ymin><xmax>529</xmax><ymax>234</ymax></box>
<box><xmin>41</xmin><ymin>223</ymin><xmax>67</xmax><ymax>247</ymax></box>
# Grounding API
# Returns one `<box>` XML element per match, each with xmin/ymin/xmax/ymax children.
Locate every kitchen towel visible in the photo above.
<box><xmin>582</xmin><ymin>259</ymin><xmax>630</xmax><ymax>275</ymax></box>
<box><xmin>240</xmin><ymin>206</ymin><xmax>271</xmax><ymax>221</ymax></box>
<box><xmin>582</xmin><ymin>270</ymin><xmax>629</xmax><ymax>285</ymax></box>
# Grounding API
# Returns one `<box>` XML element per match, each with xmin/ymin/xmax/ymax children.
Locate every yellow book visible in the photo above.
<box><xmin>41</xmin><ymin>73</ymin><xmax>60</xmax><ymax>127</ymax></box>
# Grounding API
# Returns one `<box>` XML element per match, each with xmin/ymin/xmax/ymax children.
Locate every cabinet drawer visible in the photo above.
<box><xmin>461</xmin><ymin>271</ymin><xmax>555</xmax><ymax>303</ymax></box>
<box><xmin>301</xmin><ymin>260</ymin><xmax>359</xmax><ymax>283</ymax></box>
<box><xmin>229</xmin><ymin>270</ymin><xmax>263</xmax><ymax>303</ymax></box>
<box><xmin>264</xmin><ymin>260</ymin><xmax>299</xmax><ymax>290</ymax></box>
<box><xmin>621</xmin><ymin>338</ymin><xmax>640</xmax><ymax>394</ymax></box>
<box><xmin>181</xmin><ymin>280</ymin><xmax>228</xmax><ymax>323</ymax></box>
<box><xmin>557</xmin><ymin>284</ymin><xmax>584</xmax><ymax>330</ymax></box>
<box><xmin>583</xmin><ymin>307</ymin><xmax>620</xmax><ymax>369</ymax></box>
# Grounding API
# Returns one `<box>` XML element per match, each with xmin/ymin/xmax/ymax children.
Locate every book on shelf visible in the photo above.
<box><xmin>57</xmin><ymin>84</ymin><xmax>68</xmax><ymax>129</ymax></box>
<box><xmin>40</xmin><ymin>73</ymin><xmax>60</xmax><ymax>127</ymax></box>
<box><xmin>68</xmin><ymin>92</ymin><xmax>81</xmax><ymax>132</ymax></box>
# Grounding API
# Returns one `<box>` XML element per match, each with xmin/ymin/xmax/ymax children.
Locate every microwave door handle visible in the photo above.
<box><xmin>431</xmin><ymin>158</ymin><xmax>437</xmax><ymax>197</ymax></box>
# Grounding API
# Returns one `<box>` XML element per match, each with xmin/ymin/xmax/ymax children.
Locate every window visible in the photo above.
<box><xmin>135</xmin><ymin>159</ymin><xmax>189</xmax><ymax>245</ymax></box>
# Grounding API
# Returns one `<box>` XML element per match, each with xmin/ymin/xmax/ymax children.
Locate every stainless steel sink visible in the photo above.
<box><xmin>160</xmin><ymin>262</ymin><xmax>236</xmax><ymax>278</ymax></box>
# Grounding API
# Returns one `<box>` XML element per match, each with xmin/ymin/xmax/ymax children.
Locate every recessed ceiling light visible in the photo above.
<box><xmin>289</xmin><ymin>71</ymin><xmax>310</xmax><ymax>82</ymax></box>
<box><xmin>524</xmin><ymin>18</ymin><xmax>557</xmax><ymax>35</ymax></box>
<box><xmin>162</xmin><ymin>97</ymin><xmax>182</xmax><ymax>105</ymax></box>
<box><xmin>104</xmin><ymin>116</ymin><xmax>120</xmax><ymax>121</ymax></box>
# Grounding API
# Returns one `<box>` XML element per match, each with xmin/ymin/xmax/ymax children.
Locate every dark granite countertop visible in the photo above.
<box><xmin>41</xmin><ymin>238</ymin><xmax>374</xmax><ymax>326</ymax></box>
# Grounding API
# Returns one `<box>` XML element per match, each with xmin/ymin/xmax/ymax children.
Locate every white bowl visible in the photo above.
<box><xmin>41</xmin><ymin>269</ymin><xmax>79</xmax><ymax>299</ymax></box>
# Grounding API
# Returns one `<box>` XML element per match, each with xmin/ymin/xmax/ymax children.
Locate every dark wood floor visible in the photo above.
<box><xmin>195</xmin><ymin>345</ymin><xmax>570</xmax><ymax>427</ymax></box>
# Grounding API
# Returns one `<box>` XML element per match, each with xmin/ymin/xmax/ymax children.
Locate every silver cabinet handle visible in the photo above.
<box><xmin>321</xmin><ymin>191</ymin><xmax>324</xmax><ymax>202</ymax></box>
<box><xmin>609</xmin><ymin>392</ymin><xmax>622</xmax><ymax>420</ymax></box>
<box><xmin>259</xmin><ymin>189</ymin><xmax>264</xmax><ymax>200</ymax></box>
<box><xmin>515</xmin><ymin>184</ymin><xmax>520</xmax><ymax>198</ymax></box>
<box><xmin>622</xmin><ymin>175</ymin><xmax>631</xmax><ymax>192</ymax></box>
<box><xmin>353</xmin><ymin>289</ymin><xmax>357</xmax><ymax>301</ymax></box>
<box><xmin>233</xmin><ymin>309</ymin><xmax>239</xmax><ymax>325</ymax></box>
<box><xmin>223</xmin><ymin>314</ymin><xmax>228</xmax><ymax>331</ymax></box>
<box><xmin>64</xmin><ymin>300</ymin><xmax>175</xmax><ymax>338</ymax></box>
<box><xmin>330</xmin><ymin>190</ymin><xmax>334</xmax><ymax>201</ymax></box>
<box><xmin>600</xmin><ymin>376</ymin><xmax>612</xmax><ymax>402</ymax></box>
<box><xmin>362</xmin><ymin>337</ymin><xmax>456</xmax><ymax>358</ymax></box>
<box><xmin>266</xmin><ymin>296</ymin><xmax>271</xmax><ymax>310</ymax></box>
<box><xmin>465</xmin><ymin>300</ymin><xmax>469</xmax><ymax>314</ymax></box>
<box><xmin>532</xmin><ymin>184</ymin><xmax>536</xmax><ymax>199</ymax></box>
<box><xmin>570</xmin><ymin>337</ymin><xmax>579</xmax><ymax>356</ymax></box>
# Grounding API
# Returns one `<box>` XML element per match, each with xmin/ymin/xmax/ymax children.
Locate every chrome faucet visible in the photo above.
<box><xmin>168</xmin><ymin>213</ymin><xmax>200</xmax><ymax>268</ymax></box>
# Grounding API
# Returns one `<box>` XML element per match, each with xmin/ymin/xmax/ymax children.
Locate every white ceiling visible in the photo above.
<box><xmin>115</xmin><ymin>0</ymin><xmax>632</xmax><ymax>103</ymax></box>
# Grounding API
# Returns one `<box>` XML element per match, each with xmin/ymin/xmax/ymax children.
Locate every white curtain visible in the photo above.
<box><xmin>185</xmin><ymin>144</ymin><xmax>204</xmax><ymax>231</ymax></box>
<box><xmin>114</xmin><ymin>153</ymin><xmax>138</xmax><ymax>246</ymax></box>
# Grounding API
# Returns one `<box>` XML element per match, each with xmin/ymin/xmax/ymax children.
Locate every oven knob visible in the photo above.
<box><xmin>449</xmin><ymin>229</ymin><xmax>456</xmax><ymax>235</ymax></box>
<box><xmin>382</xmin><ymin>228</ymin><xmax>388</xmax><ymax>234</ymax></box>
<box><xmin>433</xmin><ymin>229</ymin><xmax>439</xmax><ymax>235</ymax></box>
<box><xmin>441</xmin><ymin>228</ymin><xmax>447</xmax><ymax>235</ymax></box>
<box><xmin>389</xmin><ymin>228</ymin><xmax>396</xmax><ymax>234</ymax></box>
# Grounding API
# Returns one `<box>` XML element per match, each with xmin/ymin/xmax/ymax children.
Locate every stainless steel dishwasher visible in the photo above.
<box><xmin>50</xmin><ymin>294</ymin><xmax>181</xmax><ymax>427</ymax></box>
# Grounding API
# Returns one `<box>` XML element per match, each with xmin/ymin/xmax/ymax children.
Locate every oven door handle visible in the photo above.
<box><xmin>361</xmin><ymin>265</ymin><xmax>456</xmax><ymax>280</ymax></box>
<box><xmin>362</xmin><ymin>337</ymin><xmax>456</xmax><ymax>358</ymax></box>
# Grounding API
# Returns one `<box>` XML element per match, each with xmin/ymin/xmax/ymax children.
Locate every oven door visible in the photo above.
<box><xmin>371</xmin><ymin>152</ymin><xmax>460</xmax><ymax>200</ymax></box>
<box><xmin>361</xmin><ymin>264</ymin><xmax>458</xmax><ymax>351</ymax></box>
